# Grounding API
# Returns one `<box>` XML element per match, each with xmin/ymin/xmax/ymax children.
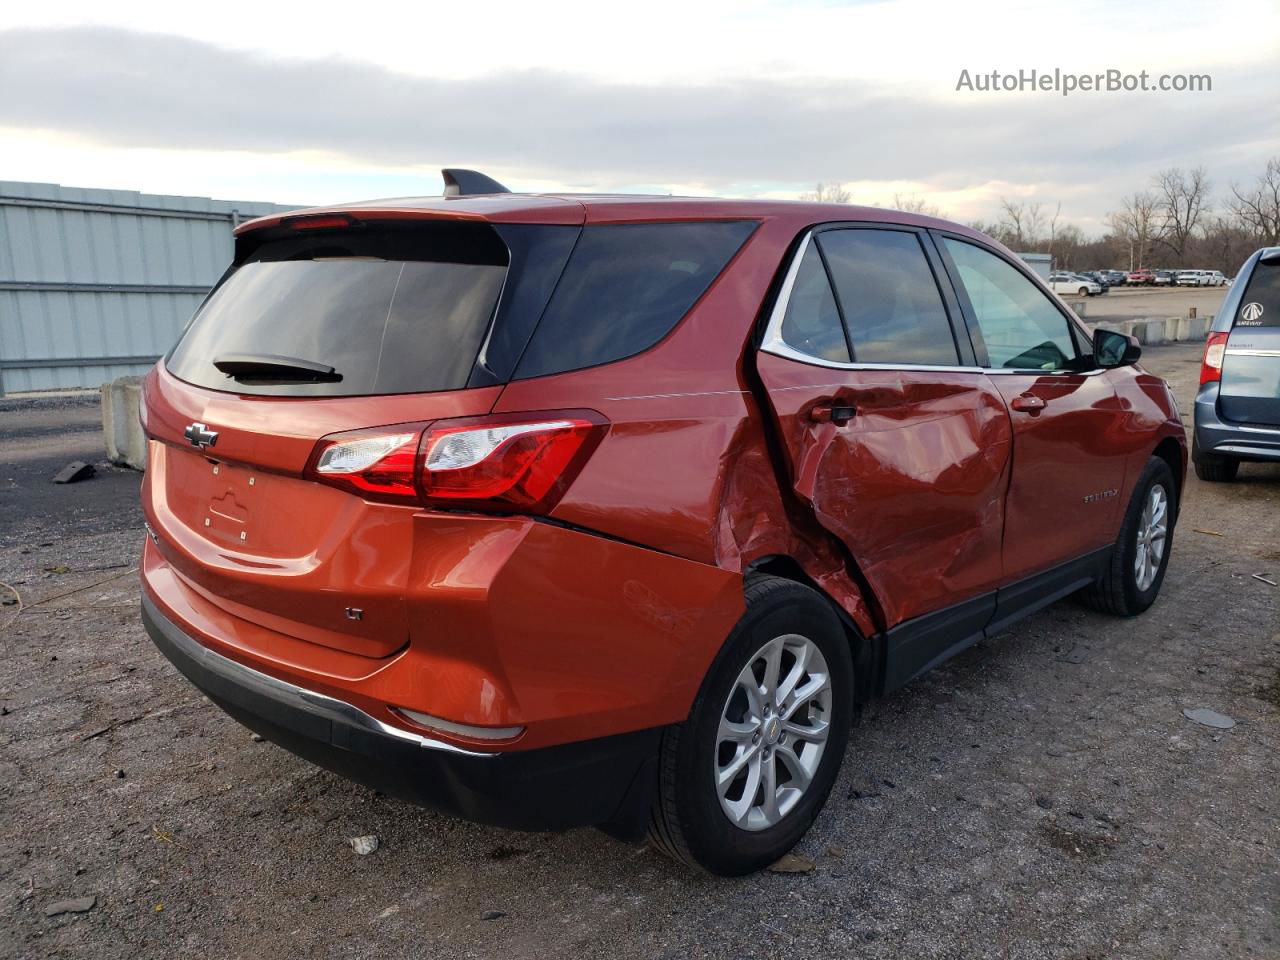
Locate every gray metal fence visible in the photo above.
<box><xmin>0</xmin><ymin>181</ymin><xmax>299</xmax><ymax>395</ymax></box>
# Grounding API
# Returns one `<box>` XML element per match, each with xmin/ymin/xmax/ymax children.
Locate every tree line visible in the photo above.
<box><xmin>802</xmin><ymin>157</ymin><xmax>1280</xmax><ymax>275</ymax></box>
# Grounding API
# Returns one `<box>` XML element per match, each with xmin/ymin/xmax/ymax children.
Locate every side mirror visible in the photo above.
<box><xmin>1093</xmin><ymin>328</ymin><xmax>1141</xmax><ymax>368</ymax></box>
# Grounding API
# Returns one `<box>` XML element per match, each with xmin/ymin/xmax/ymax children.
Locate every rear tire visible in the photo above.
<box><xmin>1192</xmin><ymin>435</ymin><xmax>1239</xmax><ymax>482</ymax></box>
<box><xmin>647</xmin><ymin>576</ymin><xmax>853</xmax><ymax>875</ymax></box>
<box><xmin>1082</xmin><ymin>457</ymin><xmax>1176</xmax><ymax>616</ymax></box>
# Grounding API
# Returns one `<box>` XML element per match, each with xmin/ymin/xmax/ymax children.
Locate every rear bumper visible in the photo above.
<box><xmin>142</xmin><ymin>591</ymin><xmax>661</xmax><ymax>831</ymax></box>
<box><xmin>1193</xmin><ymin>383</ymin><xmax>1280</xmax><ymax>462</ymax></box>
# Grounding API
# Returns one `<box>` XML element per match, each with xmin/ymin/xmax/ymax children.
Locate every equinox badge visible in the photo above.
<box><xmin>183</xmin><ymin>422</ymin><xmax>219</xmax><ymax>450</ymax></box>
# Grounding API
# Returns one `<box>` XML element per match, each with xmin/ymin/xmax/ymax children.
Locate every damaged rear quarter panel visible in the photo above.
<box><xmin>495</xmin><ymin>215</ymin><xmax>884</xmax><ymax>636</ymax></box>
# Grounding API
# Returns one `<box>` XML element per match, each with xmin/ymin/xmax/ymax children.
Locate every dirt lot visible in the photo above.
<box><xmin>1</xmin><ymin>343</ymin><xmax>1277</xmax><ymax>960</ymax></box>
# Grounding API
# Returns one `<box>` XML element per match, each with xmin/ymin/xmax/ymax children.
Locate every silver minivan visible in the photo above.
<box><xmin>1193</xmin><ymin>248</ymin><xmax>1280</xmax><ymax>480</ymax></box>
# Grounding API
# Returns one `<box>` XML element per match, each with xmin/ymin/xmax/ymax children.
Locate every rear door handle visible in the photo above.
<box><xmin>809</xmin><ymin>403</ymin><xmax>857</xmax><ymax>425</ymax></box>
<box><xmin>1010</xmin><ymin>393</ymin><xmax>1046</xmax><ymax>413</ymax></box>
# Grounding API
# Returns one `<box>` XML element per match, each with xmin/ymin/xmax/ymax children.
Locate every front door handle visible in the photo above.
<box><xmin>809</xmin><ymin>403</ymin><xmax>857</xmax><ymax>425</ymax></box>
<box><xmin>1010</xmin><ymin>393</ymin><xmax>1046</xmax><ymax>413</ymax></box>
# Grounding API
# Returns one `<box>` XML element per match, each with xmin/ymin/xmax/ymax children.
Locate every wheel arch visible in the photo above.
<box><xmin>745</xmin><ymin>555</ymin><xmax>879</xmax><ymax>706</ymax></box>
<box><xmin>1151</xmin><ymin>435</ymin><xmax>1185</xmax><ymax>512</ymax></box>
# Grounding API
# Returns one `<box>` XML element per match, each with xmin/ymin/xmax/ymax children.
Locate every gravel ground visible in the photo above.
<box><xmin>1</xmin><ymin>343</ymin><xmax>1276</xmax><ymax>960</ymax></box>
<box><xmin>1075</xmin><ymin>286</ymin><xmax>1228</xmax><ymax>324</ymax></box>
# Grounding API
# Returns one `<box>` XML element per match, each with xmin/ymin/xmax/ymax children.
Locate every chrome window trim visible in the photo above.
<box><xmin>760</xmin><ymin>228</ymin><xmax>1108</xmax><ymax>378</ymax></box>
<box><xmin>761</xmin><ymin>230</ymin><xmax>820</xmax><ymax>355</ymax></box>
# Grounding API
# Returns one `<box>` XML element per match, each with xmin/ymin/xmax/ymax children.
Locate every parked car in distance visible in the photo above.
<box><xmin>1104</xmin><ymin>270</ymin><xmax>1128</xmax><ymax>285</ymax></box>
<box><xmin>138</xmin><ymin>169</ymin><xmax>1188</xmax><ymax>875</ymax></box>
<box><xmin>1178</xmin><ymin>269</ymin><xmax>1229</xmax><ymax>287</ymax></box>
<box><xmin>1154</xmin><ymin>270</ymin><xmax>1178</xmax><ymax>286</ymax></box>
<box><xmin>1193</xmin><ymin>247</ymin><xmax>1280</xmax><ymax>481</ymax></box>
<box><xmin>1080</xmin><ymin>271</ymin><xmax>1112</xmax><ymax>292</ymax></box>
<box><xmin>1049</xmin><ymin>272</ymin><xmax>1102</xmax><ymax>296</ymax></box>
<box><xmin>1128</xmin><ymin>269</ymin><xmax>1157</xmax><ymax>285</ymax></box>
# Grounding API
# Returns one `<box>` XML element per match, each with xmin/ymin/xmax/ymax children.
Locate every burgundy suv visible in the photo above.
<box><xmin>140</xmin><ymin>170</ymin><xmax>1185</xmax><ymax>875</ymax></box>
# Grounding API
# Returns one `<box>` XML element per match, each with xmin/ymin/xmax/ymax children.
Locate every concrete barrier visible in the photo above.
<box><xmin>1123</xmin><ymin>320</ymin><xmax>1148</xmax><ymax>343</ymax></box>
<box><xmin>1185</xmin><ymin>315</ymin><xmax>1210</xmax><ymax>340</ymax></box>
<box><xmin>102</xmin><ymin>375</ymin><xmax>146</xmax><ymax>470</ymax></box>
<box><xmin>1165</xmin><ymin>315</ymin><xmax>1210</xmax><ymax>341</ymax></box>
<box><xmin>1087</xmin><ymin>314</ymin><xmax>1210</xmax><ymax>345</ymax></box>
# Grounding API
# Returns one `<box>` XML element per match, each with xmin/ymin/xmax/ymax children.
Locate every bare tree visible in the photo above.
<box><xmin>890</xmin><ymin>193</ymin><xmax>943</xmax><ymax>217</ymax></box>
<box><xmin>800</xmin><ymin>182</ymin><xmax>851</xmax><ymax>203</ymax></box>
<box><xmin>1045</xmin><ymin>202</ymin><xmax>1063</xmax><ymax>259</ymax></box>
<box><xmin>1228</xmin><ymin>157</ymin><xmax>1280</xmax><ymax>246</ymax></box>
<box><xmin>1153</xmin><ymin>166</ymin><xmax>1211</xmax><ymax>259</ymax></box>
<box><xmin>966</xmin><ymin>219</ymin><xmax>1013</xmax><ymax>246</ymax></box>
<box><xmin>998</xmin><ymin>198</ymin><xmax>1046</xmax><ymax>250</ymax></box>
<box><xmin>1106</xmin><ymin>191</ymin><xmax>1160</xmax><ymax>270</ymax></box>
<box><xmin>1198</xmin><ymin>215</ymin><xmax>1257</xmax><ymax>274</ymax></box>
<box><xmin>1051</xmin><ymin>223</ymin><xmax>1084</xmax><ymax>269</ymax></box>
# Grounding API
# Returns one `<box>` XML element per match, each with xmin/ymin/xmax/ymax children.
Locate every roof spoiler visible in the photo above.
<box><xmin>442</xmin><ymin>169</ymin><xmax>511</xmax><ymax>197</ymax></box>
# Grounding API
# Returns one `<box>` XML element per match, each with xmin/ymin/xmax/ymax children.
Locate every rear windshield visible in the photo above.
<box><xmin>1236</xmin><ymin>260</ymin><xmax>1280</xmax><ymax>327</ymax></box>
<box><xmin>166</xmin><ymin>223</ymin><xmax>508</xmax><ymax>397</ymax></box>
<box><xmin>167</xmin><ymin>218</ymin><xmax>757</xmax><ymax>395</ymax></box>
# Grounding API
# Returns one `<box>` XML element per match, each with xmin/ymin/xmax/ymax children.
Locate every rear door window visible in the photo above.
<box><xmin>779</xmin><ymin>242</ymin><xmax>850</xmax><ymax>362</ymax></box>
<box><xmin>513</xmin><ymin>221</ymin><xmax>756</xmax><ymax>379</ymax></box>
<box><xmin>167</xmin><ymin>222</ymin><xmax>509</xmax><ymax>397</ymax></box>
<box><xmin>1235</xmin><ymin>260</ymin><xmax>1280</xmax><ymax>327</ymax></box>
<box><xmin>942</xmin><ymin>237</ymin><xmax>1079</xmax><ymax>371</ymax></box>
<box><xmin>817</xmin><ymin>229</ymin><xmax>960</xmax><ymax>365</ymax></box>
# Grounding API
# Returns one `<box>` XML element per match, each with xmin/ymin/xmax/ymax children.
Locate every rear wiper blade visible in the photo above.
<box><xmin>212</xmin><ymin>353</ymin><xmax>342</xmax><ymax>383</ymax></box>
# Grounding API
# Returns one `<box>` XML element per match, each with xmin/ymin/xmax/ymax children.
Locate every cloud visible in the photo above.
<box><xmin>1</xmin><ymin>26</ymin><xmax>1276</xmax><ymax>222</ymax></box>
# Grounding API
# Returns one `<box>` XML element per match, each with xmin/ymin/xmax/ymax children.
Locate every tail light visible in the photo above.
<box><xmin>309</xmin><ymin>427</ymin><xmax>422</xmax><ymax>502</ymax></box>
<box><xmin>1199</xmin><ymin>332</ymin><xmax>1229</xmax><ymax>386</ymax></box>
<box><xmin>305</xmin><ymin>411</ymin><xmax>606</xmax><ymax>513</ymax></box>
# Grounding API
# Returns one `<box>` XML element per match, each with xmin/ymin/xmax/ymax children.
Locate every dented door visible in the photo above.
<box><xmin>755</xmin><ymin>353</ymin><xmax>1011</xmax><ymax>627</ymax></box>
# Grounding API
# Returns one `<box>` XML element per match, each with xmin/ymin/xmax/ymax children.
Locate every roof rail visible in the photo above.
<box><xmin>442</xmin><ymin>169</ymin><xmax>511</xmax><ymax>197</ymax></box>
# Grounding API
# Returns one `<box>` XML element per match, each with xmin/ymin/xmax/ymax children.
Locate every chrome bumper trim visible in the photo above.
<box><xmin>142</xmin><ymin>592</ymin><xmax>495</xmax><ymax>758</ymax></box>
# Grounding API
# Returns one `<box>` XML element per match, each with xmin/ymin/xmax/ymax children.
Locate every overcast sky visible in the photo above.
<box><xmin>2</xmin><ymin>0</ymin><xmax>1277</xmax><ymax>232</ymax></box>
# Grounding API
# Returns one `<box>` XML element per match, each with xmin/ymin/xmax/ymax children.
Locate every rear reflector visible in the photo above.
<box><xmin>394</xmin><ymin>707</ymin><xmax>524</xmax><ymax>742</ymax></box>
<box><xmin>305</xmin><ymin>411</ymin><xmax>606</xmax><ymax>512</ymax></box>
<box><xmin>1200</xmin><ymin>332</ymin><xmax>1229</xmax><ymax>385</ymax></box>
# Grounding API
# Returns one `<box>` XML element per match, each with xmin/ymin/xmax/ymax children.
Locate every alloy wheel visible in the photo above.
<box><xmin>1134</xmin><ymin>484</ymin><xmax>1169</xmax><ymax>591</ymax></box>
<box><xmin>714</xmin><ymin>634</ymin><xmax>832</xmax><ymax>831</ymax></box>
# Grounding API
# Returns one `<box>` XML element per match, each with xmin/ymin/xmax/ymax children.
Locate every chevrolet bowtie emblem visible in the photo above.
<box><xmin>183</xmin><ymin>422</ymin><xmax>219</xmax><ymax>450</ymax></box>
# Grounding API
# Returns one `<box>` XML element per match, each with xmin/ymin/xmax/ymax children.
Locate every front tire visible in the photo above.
<box><xmin>1079</xmin><ymin>286</ymin><xmax>1090</xmax><ymax>297</ymax></box>
<box><xmin>1082</xmin><ymin>457</ymin><xmax>1176</xmax><ymax>616</ymax></box>
<box><xmin>648</xmin><ymin>576</ymin><xmax>854</xmax><ymax>875</ymax></box>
